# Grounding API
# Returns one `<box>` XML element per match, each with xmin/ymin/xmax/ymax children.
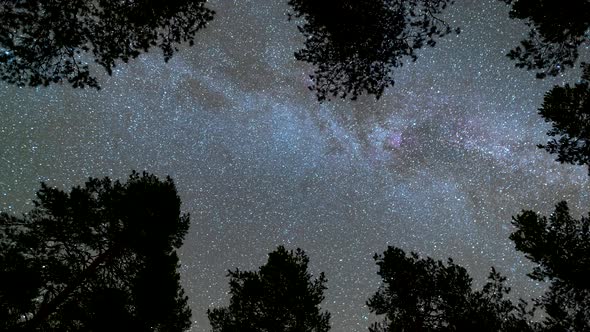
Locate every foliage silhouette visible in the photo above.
<box><xmin>207</xmin><ymin>245</ymin><xmax>331</xmax><ymax>332</ymax></box>
<box><xmin>499</xmin><ymin>0</ymin><xmax>590</xmax><ymax>79</ymax></box>
<box><xmin>0</xmin><ymin>0</ymin><xmax>214</xmax><ymax>89</ymax></box>
<box><xmin>367</xmin><ymin>246</ymin><xmax>537</xmax><ymax>332</ymax></box>
<box><xmin>287</xmin><ymin>0</ymin><xmax>459</xmax><ymax>101</ymax></box>
<box><xmin>496</xmin><ymin>8</ymin><xmax>590</xmax><ymax>326</ymax></box>
<box><xmin>500</xmin><ymin>1</ymin><xmax>590</xmax><ymax>171</ymax></box>
<box><xmin>512</xmin><ymin>201</ymin><xmax>590</xmax><ymax>332</ymax></box>
<box><xmin>537</xmin><ymin>63</ymin><xmax>590</xmax><ymax>172</ymax></box>
<box><xmin>0</xmin><ymin>171</ymin><xmax>191</xmax><ymax>331</ymax></box>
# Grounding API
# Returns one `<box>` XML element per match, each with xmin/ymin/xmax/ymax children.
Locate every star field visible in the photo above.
<box><xmin>1</xmin><ymin>0</ymin><xmax>589</xmax><ymax>331</ymax></box>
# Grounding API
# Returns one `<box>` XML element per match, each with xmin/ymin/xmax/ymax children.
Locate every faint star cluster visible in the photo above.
<box><xmin>0</xmin><ymin>0</ymin><xmax>589</xmax><ymax>331</ymax></box>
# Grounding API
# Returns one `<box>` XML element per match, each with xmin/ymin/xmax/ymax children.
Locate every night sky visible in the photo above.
<box><xmin>1</xmin><ymin>0</ymin><xmax>589</xmax><ymax>331</ymax></box>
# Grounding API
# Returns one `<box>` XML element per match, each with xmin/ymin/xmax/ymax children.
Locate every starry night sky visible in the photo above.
<box><xmin>1</xmin><ymin>0</ymin><xmax>589</xmax><ymax>331</ymax></box>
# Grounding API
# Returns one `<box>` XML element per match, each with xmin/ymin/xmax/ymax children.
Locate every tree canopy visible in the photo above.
<box><xmin>0</xmin><ymin>0</ymin><xmax>214</xmax><ymax>89</ymax></box>
<box><xmin>500</xmin><ymin>0</ymin><xmax>590</xmax><ymax>79</ymax></box>
<box><xmin>537</xmin><ymin>64</ymin><xmax>590</xmax><ymax>172</ymax></box>
<box><xmin>0</xmin><ymin>171</ymin><xmax>192</xmax><ymax>331</ymax></box>
<box><xmin>207</xmin><ymin>245</ymin><xmax>331</xmax><ymax>332</ymax></box>
<box><xmin>512</xmin><ymin>201</ymin><xmax>590</xmax><ymax>332</ymax></box>
<box><xmin>368</xmin><ymin>200</ymin><xmax>590</xmax><ymax>332</ymax></box>
<box><xmin>287</xmin><ymin>0</ymin><xmax>459</xmax><ymax>101</ymax></box>
<box><xmin>367</xmin><ymin>246</ymin><xmax>536</xmax><ymax>332</ymax></box>
<box><xmin>500</xmin><ymin>0</ymin><xmax>590</xmax><ymax>171</ymax></box>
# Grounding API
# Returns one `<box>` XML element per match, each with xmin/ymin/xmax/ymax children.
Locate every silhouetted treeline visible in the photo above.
<box><xmin>2</xmin><ymin>172</ymin><xmax>589</xmax><ymax>331</ymax></box>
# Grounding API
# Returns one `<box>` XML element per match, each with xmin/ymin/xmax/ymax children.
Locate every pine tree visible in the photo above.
<box><xmin>208</xmin><ymin>246</ymin><xmax>331</xmax><ymax>332</ymax></box>
<box><xmin>0</xmin><ymin>171</ymin><xmax>192</xmax><ymax>331</ymax></box>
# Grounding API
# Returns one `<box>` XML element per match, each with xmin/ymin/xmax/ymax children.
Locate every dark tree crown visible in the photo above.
<box><xmin>208</xmin><ymin>245</ymin><xmax>331</xmax><ymax>332</ymax></box>
<box><xmin>500</xmin><ymin>0</ymin><xmax>590</xmax><ymax>78</ymax></box>
<box><xmin>537</xmin><ymin>63</ymin><xmax>590</xmax><ymax>172</ymax></box>
<box><xmin>288</xmin><ymin>0</ymin><xmax>459</xmax><ymax>101</ymax></box>
<box><xmin>512</xmin><ymin>202</ymin><xmax>590</xmax><ymax>331</ymax></box>
<box><xmin>0</xmin><ymin>171</ymin><xmax>192</xmax><ymax>331</ymax></box>
<box><xmin>0</xmin><ymin>0</ymin><xmax>214</xmax><ymax>89</ymax></box>
<box><xmin>367</xmin><ymin>246</ymin><xmax>537</xmax><ymax>332</ymax></box>
<box><xmin>500</xmin><ymin>1</ymin><xmax>590</xmax><ymax>172</ymax></box>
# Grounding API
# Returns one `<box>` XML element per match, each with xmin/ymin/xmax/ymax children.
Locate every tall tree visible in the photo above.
<box><xmin>367</xmin><ymin>246</ymin><xmax>536</xmax><ymax>332</ymax></box>
<box><xmin>0</xmin><ymin>171</ymin><xmax>192</xmax><ymax>331</ymax></box>
<box><xmin>511</xmin><ymin>201</ymin><xmax>590</xmax><ymax>332</ymax></box>
<box><xmin>287</xmin><ymin>0</ymin><xmax>459</xmax><ymax>101</ymax></box>
<box><xmin>207</xmin><ymin>245</ymin><xmax>331</xmax><ymax>332</ymax></box>
<box><xmin>0</xmin><ymin>0</ymin><xmax>214</xmax><ymax>89</ymax></box>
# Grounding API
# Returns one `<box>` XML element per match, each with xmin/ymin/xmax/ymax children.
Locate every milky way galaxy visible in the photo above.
<box><xmin>1</xmin><ymin>1</ymin><xmax>589</xmax><ymax>331</ymax></box>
